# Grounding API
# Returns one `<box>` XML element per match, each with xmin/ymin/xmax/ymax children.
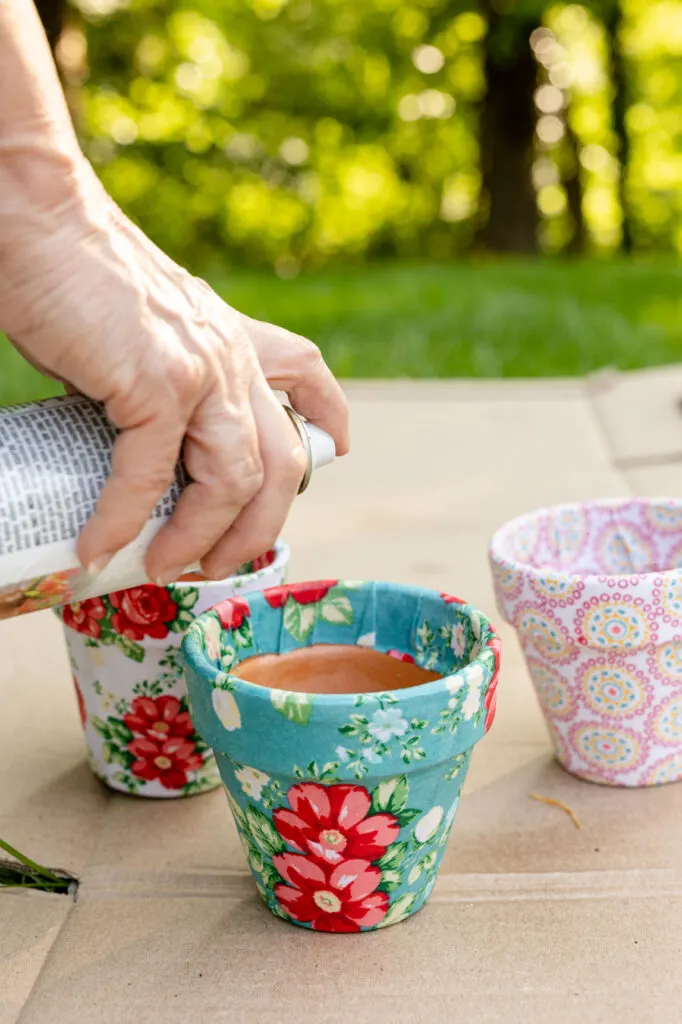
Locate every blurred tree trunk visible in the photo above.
<box><xmin>603</xmin><ymin>2</ymin><xmax>632</xmax><ymax>252</ymax></box>
<box><xmin>34</xmin><ymin>0</ymin><xmax>65</xmax><ymax>54</ymax></box>
<box><xmin>564</xmin><ymin>122</ymin><xmax>585</xmax><ymax>253</ymax></box>
<box><xmin>476</xmin><ymin>9</ymin><xmax>540</xmax><ymax>253</ymax></box>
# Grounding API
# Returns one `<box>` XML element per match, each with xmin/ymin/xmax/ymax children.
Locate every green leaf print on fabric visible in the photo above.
<box><xmin>319</xmin><ymin>593</ymin><xmax>354</xmax><ymax>626</ymax></box>
<box><xmin>271</xmin><ymin>690</ymin><xmax>314</xmax><ymax>726</ymax></box>
<box><xmin>245</xmin><ymin>804</ymin><xmax>286</xmax><ymax>858</ymax></box>
<box><xmin>283</xmin><ymin>601</ymin><xmax>317</xmax><ymax>642</ymax></box>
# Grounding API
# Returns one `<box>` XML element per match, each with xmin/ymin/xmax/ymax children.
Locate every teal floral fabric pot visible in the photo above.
<box><xmin>182</xmin><ymin>580</ymin><xmax>501</xmax><ymax>932</ymax></box>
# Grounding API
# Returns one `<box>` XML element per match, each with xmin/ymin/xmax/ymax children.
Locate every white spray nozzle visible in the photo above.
<box><xmin>301</xmin><ymin>419</ymin><xmax>336</xmax><ymax>472</ymax></box>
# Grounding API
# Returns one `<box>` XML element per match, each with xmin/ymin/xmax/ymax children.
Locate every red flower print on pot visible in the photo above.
<box><xmin>387</xmin><ymin>650</ymin><xmax>415</xmax><ymax>663</ymax></box>
<box><xmin>250</xmin><ymin>550</ymin><xmax>276</xmax><ymax>571</ymax></box>
<box><xmin>441</xmin><ymin>593</ymin><xmax>466</xmax><ymax>605</ymax></box>
<box><xmin>264</xmin><ymin>581</ymin><xmax>338</xmax><ymax>609</ymax></box>
<box><xmin>214</xmin><ymin>597</ymin><xmax>250</xmax><ymax>630</ymax></box>
<box><xmin>73</xmin><ymin>675</ymin><xmax>87</xmax><ymax>728</ymax></box>
<box><xmin>109</xmin><ymin>585</ymin><xmax>178</xmax><ymax>641</ymax></box>
<box><xmin>62</xmin><ymin>597</ymin><xmax>107</xmax><ymax>639</ymax></box>
<box><xmin>273</xmin><ymin>782</ymin><xmax>399</xmax><ymax>865</ymax></box>
<box><xmin>128</xmin><ymin>736</ymin><xmax>203</xmax><ymax>790</ymax></box>
<box><xmin>273</xmin><ymin>852</ymin><xmax>389</xmax><ymax>932</ymax></box>
<box><xmin>124</xmin><ymin>695</ymin><xmax>194</xmax><ymax>743</ymax></box>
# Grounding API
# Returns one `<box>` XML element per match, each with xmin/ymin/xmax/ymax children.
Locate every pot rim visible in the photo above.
<box><xmin>58</xmin><ymin>541</ymin><xmax>291</xmax><ymax>627</ymax></box>
<box><xmin>182</xmin><ymin>579</ymin><xmax>500</xmax><ymax>710</ymax></box>
<box><xmin>171</xmin><ymin>540</ymin><xmax>290</xmax><ymax>591</ymax></box>
<box><xmin>489</xmin><ymin>497</ymin><xmax>682</xmax><ymax>586</ymax></box>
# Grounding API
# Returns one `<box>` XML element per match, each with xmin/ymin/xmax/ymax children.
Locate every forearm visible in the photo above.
<box><xmin>0</xmin><ymin>0</ymin><xmax>86</xmax><ymax>248</ymax></box>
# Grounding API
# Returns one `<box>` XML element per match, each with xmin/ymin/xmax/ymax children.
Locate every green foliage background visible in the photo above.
<box><xmin>3</xmin><ymin>0</ymin><xmax>681</xmax><ymax>405</ymax></box>
<box><xmin>69</xmin><ymin>0</ymin><xmax>486</xmax><ymax>272</ymax></box>
<box><xmin>60</xmin><ymin>0</ymin><xmax>682</xmax><ymax>274</ymax></box>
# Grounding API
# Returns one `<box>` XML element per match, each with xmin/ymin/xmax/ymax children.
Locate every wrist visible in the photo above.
<box><xmin>0</xmin><ymin>145</ymin><xmax>104</xmax><ymax>338</ymax></box>
<box><xmin>0</xmin><ymin>129</ymin><xmax>87</xmax><ymax>234</ymax></box>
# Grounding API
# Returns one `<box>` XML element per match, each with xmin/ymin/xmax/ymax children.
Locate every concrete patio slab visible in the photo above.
<box><xmin>590</xmin><ymin>365</ymin><xmax>682</xmax><ymax>466</ymax></box>
<box><xmin>623</xmin><ymin>463</ymin><xmax>682</xmax><ymax>499</ymax></box>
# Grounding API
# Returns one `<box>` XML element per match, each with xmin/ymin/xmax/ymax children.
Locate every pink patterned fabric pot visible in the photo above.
<box><xmin>58</xmin><ymin>542</ymin><xmax>290</xmax><ymax>798</ymax></box>
<box><xmin>489</xmin><ymin>499</ymin><xmax>682</xmax><ymax>788</ymax></box>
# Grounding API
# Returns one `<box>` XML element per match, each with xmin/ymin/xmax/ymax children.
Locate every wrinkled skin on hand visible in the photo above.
<box><xmin>2</xmin><ymin>163</ymin><xmax>349</xmax><ymax>584</ymax></box>
<box><xmin>0</xmin><ymin>0</ymin><xmax>348</xmax><ymax>584</ymax></box>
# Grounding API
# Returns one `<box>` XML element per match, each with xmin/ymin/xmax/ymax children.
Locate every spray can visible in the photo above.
<box><xmin>0</xmin><ymin>394</ymin><xmax>334</xmax><ymax>619</ymax></box>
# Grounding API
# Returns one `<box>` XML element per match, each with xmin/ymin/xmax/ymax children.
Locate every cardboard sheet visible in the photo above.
<box><xmin>2</xmin><ymin>375</ymin><xmax>681</xmax><ymax>1024</ymax></box>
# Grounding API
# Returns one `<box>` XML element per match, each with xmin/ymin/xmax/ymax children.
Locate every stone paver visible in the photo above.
<box><xmin>590</xmin><ymin>365</ymin><xmax>682</xmax><ymax>465</ymax></box>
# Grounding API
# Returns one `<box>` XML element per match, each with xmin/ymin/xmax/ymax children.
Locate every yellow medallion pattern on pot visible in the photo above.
<box><xmin>529</xmin><ymin>572</ymin><xmax>584</xmax><ymax>606</ymax></box>
<box><xmin>646</xmin><ymin>751</ymin><xmax>682</xmax><ymax>786</ymax></box>
<box><xmin>596</xmin><ymin>524</ymin><xmax>653</xmax><ymax>575</ymax></box>
<box><xmin>654</xmin><ymin>642</ymin><xmax>682</xmax><ymax>682</ymax></box>
<box><xmin>645</xmin><ymin>502</ymin><xmax>682</xmax><ymax>533</ymax></box>
<box><xmin>515</xmin><ymin>605</ymin><xmax>572</xmax><ymax>661</ymax></box>
<box><xmin>526</xmin><ymin>658</ymin><xmax>574</xmax><ymax>718</ymax></box>
<box><xmin>580</xmin><ymin>602</ymin><xmax>650</xmax><ymax>650</ymax></box>
<box><xmin>580</xmin><ymin>662</ymin><xmax>650</xmax><ymax>718</ymax></box>
<box><xmin>490</xmin><ymin>499</ymin><xmax>682</xmax><ymax>788</ymax></box>
<box><xmin>661</xmin><ymin>575</ymin><xmax>682</xmax><ymax>621</ymax></box>
<box><xmin>570</xmin><ymin>724</ymin><xmax>642</xmax><ymax>774</ymax></box>
<box><xmin>652</xmin><ymin>695</ymin><xmax>682</xmax><ymax>746</ymax></box>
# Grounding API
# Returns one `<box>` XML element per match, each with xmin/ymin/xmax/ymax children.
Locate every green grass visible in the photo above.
<box><xmin>2</xmin><ymin>258</ymin><xmax>681</xmax><ymax>406</ymax></box>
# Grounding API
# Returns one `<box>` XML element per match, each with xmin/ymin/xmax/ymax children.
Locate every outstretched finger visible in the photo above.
<box><xmin>241</xmin><ymin>316</ymin><xmax>349</xmax><ymax>456</ymax></box>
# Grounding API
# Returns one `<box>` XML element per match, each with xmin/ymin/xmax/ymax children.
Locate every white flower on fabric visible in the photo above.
<box><xmin>212</xmin><ymin>689</ymin><xmax>241</xmax><ymax>731</ymax></box>
<box><xmin>462</xmin><ymin>688</ymin><xmax>482</xmax><ymax>721</ymax></box>
<box><xmin>368</xmin><ymin>708</ymin><xmax>408</xmax><ymax>743</ymax></box>
<box><xmin>203</xmin><ymin>617</ymin><xmax>223</xmax><ymax>662</ymax></box>
<box><xmin>357</xmin><ymin>632</ymin><xmax>377</xmax><ymax>648</ymax></box>
<box><xmin>335</xmin><ymin>745</ymin><xmax>350</xmax><ymax>762</ymax></box>
<box><xmin>414</xmin><ymin>805</ymin><xmax>444</xmax><ymax>844</ymax></box>
<box><xmin>235</xmin><ymin>765</ymin><xmax>270</xmax><ymax>800</ymax></box>
<box><xmin>465</xmin><ymin>663</ymin><xmax>485</xmax><ymax>690</ymax></box>
<box><xmin>445</xmin><ymin>674</ymin><xmax>464</xmax><ymax>696</ymax></box>
<box><xmin>461</xmin><ymin>662</ymin><xmax>485</xmax><ymax>720</ymax></box>
<box><xmin>450</xmin><ymin>623</ymin><xmax>467</xmax><ymax>658</ymax></box>
<box><xmin>361</xmin><ymin>747</ymin><xmax>382</xmax><ymax>764</ymax></box>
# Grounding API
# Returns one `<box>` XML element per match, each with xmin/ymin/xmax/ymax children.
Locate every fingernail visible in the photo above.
<box><xmin>87</xmin><ymin>553</ymin><xmax>114</xmax><ymax>577</ymax></box>
<box><xmin>155</xmin><ymin>567</ymin><xmax>187</xmax><ymax>587</ymax></box>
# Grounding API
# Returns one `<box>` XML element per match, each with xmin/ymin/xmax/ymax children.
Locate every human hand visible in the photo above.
<box><xmin>1</xmin><ymin>162</ymin><xmax>349</xmax><ymax>584</ymax></box>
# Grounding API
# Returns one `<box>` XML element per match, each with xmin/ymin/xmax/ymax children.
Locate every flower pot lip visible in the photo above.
<box><xmin>58</xmin><ymin>541</ymin><xmax>290</xmax><ymax>632</ymax></box>
<box><xmin>489</xmin><ymin>497</ymin><xmax>682</xmax><ymax>587</ymax></box>
<box><xmin>182</xmin><ymin>579</ymin><xmax>500</xmax><ymax>711</ymax></box>
<box><xmin>172</xmin><ymin>540</ymin><xmax>290</xmax><ymax>591</ymax></box>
